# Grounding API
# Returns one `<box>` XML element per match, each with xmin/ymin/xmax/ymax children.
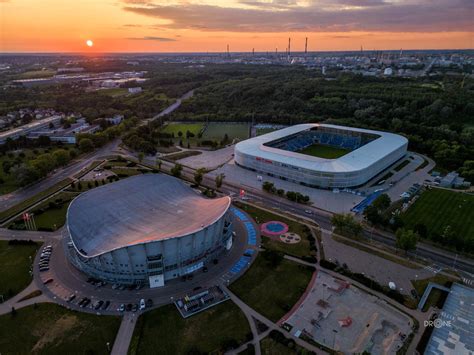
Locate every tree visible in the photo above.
<box><xmin>331</xmin><ymin>213</ymin><xmax>363</xmax><ymax>238</ymax></box>
<box><xmin>53</xmin><ymin>149</ymin><xmax>70</xmax><ymax>166</ymax></box>
<box><xmin>262</xmin><ymin>181</ymin><xmax>276</xmax><ymax>193</ymax></box>
<box><xmin>194</xmin><ymin>168</ymin><xmax>205</xmax><ymax>187</ymax></box>
<box><xmin>215</xmin><ymin>173</ymin><xmax>225</xmax><ymax>190</ymax></box>
<box><xmin>171</xmin><ymin>163</ymin><xmax>183</xmax><ymax>178</ymax></box>
<box><xmin>177</xmin><ymin>131</ymin><xmax>183</xmax><ymax>137</ymax></box>
<box><xmin>395</xmin><ymin>228</ymin><xmax>418</xmax><ymax>254</ymax></box>
<box><xmin>78</xmin><ymin>138</ymin><xmax>94</xmax><ymax>153</ymax></box>
<box><xmin>138</xmin><ymin>152</ymin><xmax>145</xmax><ymax>163</ymax></box>
<box><xmin>372</xmin><ymin>193</ymin><xmax>391</xmax><ymax>211</ymax></box>
<box><xmin>413</xmin><ymin>223</ymin><xmax>428</xmax><ymax>239</ymax></box>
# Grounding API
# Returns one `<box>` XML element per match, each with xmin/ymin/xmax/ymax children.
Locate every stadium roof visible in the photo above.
<box><xmin>235</xmin><ymin>124</ymin><xmax>408</xmax><ymax>173</ymax></box>
<box><xmin>67</xmin><ymin>174</ymin><xmax>231</xmax><ymax>257</ymax></box>
<box><xmin>425</xmin><ymin>283</ymin><xmax>474</xmax><ymax>354</ymax></box>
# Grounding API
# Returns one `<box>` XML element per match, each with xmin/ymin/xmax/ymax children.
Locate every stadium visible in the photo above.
<box><xmin>235</xmin><ymin>124</ymin><xmax>408</xmax><ymax>188</ymax></box>
<box><xmin>64</xmin><ymin>174</ymin><xmax>233</xmax><ymax>288</ymax></box>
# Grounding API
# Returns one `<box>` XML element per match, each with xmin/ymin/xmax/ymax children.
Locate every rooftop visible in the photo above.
<box><xmin>425</xmin><ymin>283</ymin><xmax>474</xmax><ymax>354</ymax></box>
<box><xmin>235</xmin><ymin>124</ymin><xmax>408</xmax><ymax>173</ymax></box>
<box><xmin>67</xmin><ymin>174</ymin><xmax>231</xmax><ymax>257</ymax></box>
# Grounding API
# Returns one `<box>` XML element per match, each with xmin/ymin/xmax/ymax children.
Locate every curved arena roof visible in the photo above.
<box><xmin>67</xmin><ymin>174</ymin><xmax>231</xmax><ymax>258</ymax></box>
<box><xmin>235</xmin><ymin>124</ymin><xmax>408</xmax><ymax>173</ymax></box>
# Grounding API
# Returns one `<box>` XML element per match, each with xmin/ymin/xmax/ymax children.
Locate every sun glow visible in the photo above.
<box><xmin>86</xmin><ymin>39</ymin><xmax>94</xmax><ymax>47</ymax></box>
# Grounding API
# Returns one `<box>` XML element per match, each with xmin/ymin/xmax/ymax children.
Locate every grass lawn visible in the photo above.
<box><xmin>129</xmin><ymin>301</ymin><xmax>251</xmax><ymax>355</ymax></box>
<box><xmin>402</xmin><ymin>189</ymin><xmax>474</xmax><ymax>247</ymax></box>
<box><xmin>9</xmin><ymin>192</ymin><xmax>79</xmax><ymax>231</ymax></box>
<box><xmin>412</xmin><ymin>274</ymin><xmax>455</xmax><ymax>312</ymax></box>
<box><xmin>110</xmin><ymin>167</ymin><xmax>143</xmax><ymax>177</ymax></box>
<box><xmin>165</xmin><ymin>150</ymin><xmax>202</xmax><ymax>162</ymax></box>
<box><xmin>203</xmin><ymin>123</ymin><xmax>249</xmax><ymax>141</ymax></box>
<box><xmin>297</xmin><ymin>143</ymin><xmax>349</xmax><ymax>159</ymax></box>
<box><xmin>0</xmin><ymin>178</ymin><xmax>73</xmax><ymax>224</ymax></box>
<box><xmin>229</xmin><ymin>255</ymin><xmax>314</xmax><ymax>322</ymax></box>
<box><xmin>235</xmin><ymin>202</ymin><xmax>314</xmax><ymax>259</ymax></box>
<box><xmin>161</xmin><ymin>123</ymin><xmax>204</xmax><ymax>137</ymax></box>
<box><xmin>0</xmin><ymin>241</ymin><xmax>40</xmax><ymax>300</ymax></box>
<box><xmin>260</xmin><ymin>337</ymin><xmax>311</xmax><ymax>355</ymax></box>
<box><xmin>0</xmin><ymin>303</ymin><xmax>120</xmax><ymax>354</ymax></box>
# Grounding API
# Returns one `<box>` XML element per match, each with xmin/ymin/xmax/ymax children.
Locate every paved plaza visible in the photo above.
<box><xmin>285</xmin><ymin>271</ymin><xmax>413</xmax><ymax>354</ymax></box>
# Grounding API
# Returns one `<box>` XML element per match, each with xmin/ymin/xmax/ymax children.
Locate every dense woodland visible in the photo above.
<box><xmin>1</xmin><ymin>62</ymin><xmax>474</xmax><ymax>179</ymax></box>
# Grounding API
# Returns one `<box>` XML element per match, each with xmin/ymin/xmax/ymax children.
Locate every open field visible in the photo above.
<box><xmin>161</xmin><ymin>122</ymin><xmax>204</xmax><ymax>137</ymax></box>
<box><xmin>402</xmin><ymin>189</ymin><xmax>474</xmax><ymax>251</ymax></box>
<box><xmin>0</xmin><ymin>241</ymin><xmax>40</xmax><ymax>300</ymax></box>
<box><xmin>129</xmin><ymin>301</ymin><xmax>250</xmax><ymax>355</ymax></box>
<box><xmin>234</xmin><ymin>202</ymin><xmax>314</xmax><ymax>259</ymax></box>
<box><xmin>15</xmin><ymin>69</ymin><xmax>56</xmax><ymax>79</ymax></box>
<box><xmin>297</xmin><ymin>143</ymin><xmax>349</xmax><ymax>159</ymax></box>
<box><xmin>0</xmin><ymin>303</ymin><xmax>120</xmax><ymax>354</ymax></box>
<box><xmin>202</xmin><ymin>122</ymin><xmax>250</xmax><ymax>141</ymax></box>
<box><xmin>229</xmin><ymin>254</ymin><xmax>314</xmax><ymax>322</ymax></box>
<box><xmin>260</xmin><ymin>336</ymin><xmax>311</xmax><ymax>355</ymax></box>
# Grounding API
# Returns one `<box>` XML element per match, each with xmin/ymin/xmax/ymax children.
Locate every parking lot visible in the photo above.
<box><xmin>284</xmin><ymin>271</ymin><xmax>413</xmax><ymax>354</ymax></box>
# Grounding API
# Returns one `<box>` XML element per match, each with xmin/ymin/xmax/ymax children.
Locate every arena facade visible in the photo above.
<box><xmin>235</xmin><ymin>124</ymin><xmax>408</xmax><ymax>188</ymax></box>
<box><xmin>65</xmin><ymin>174</ymin><xmax>233</xmax><ymax>288</ymax></box>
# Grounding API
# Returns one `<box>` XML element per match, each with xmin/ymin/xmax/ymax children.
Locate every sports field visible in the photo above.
<box><xmin>202</xmin><ymin>123</ymin><xmax>249</xmax><ymax>141</ymax></box>
<box><xmin>297</xmin><ymin>143</ymin><xmax>350</xmax><ymax>159</ymax></box>
<box><xmin>161</xmin><ymin>123</ymin><xmax>204</xmax><ymax>136</ymax></box>
<box><xmin>402</xmin><ymin>189</ymin><xmax>474</xmax><ymax>246</ymax></box>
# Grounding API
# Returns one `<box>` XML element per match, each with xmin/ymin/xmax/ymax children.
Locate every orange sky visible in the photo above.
<box><xmin>1</xmin><ymin>0</ymin><xmax>472</xmax><ymax>52</ymax></box>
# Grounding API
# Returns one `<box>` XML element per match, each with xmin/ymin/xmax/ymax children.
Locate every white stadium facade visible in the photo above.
<box><xmin>65</xmin><ymin>174</ymin><xmax>233</xmax><ymax>288</ymax></box>
<box><xmin>235</xmin><ymin>124</ymin><xmax>408</xmax><ymax>188</ymax></box>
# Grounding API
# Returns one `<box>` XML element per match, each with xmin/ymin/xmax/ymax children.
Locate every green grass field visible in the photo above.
<box><xmin>161</xmin><ymin>123</ymin><xmax>204</xmax><ymax>137</ymax></box>
<box><xmin>0</xmin><ymin>303</ymin><xmax>120</xmax><ymax>354</ymax></box>
<box><xmin>202</xmin><ymin>123</ymin><xmax>249</xmax><ymax>141</ymax></box>
<box><xmin>411</xmin><ymin>274</ymin><xmax>455</xmax><ymax>312</ymax></box>
<box><xmin>235</xmin><ymin>202</ymin><xmax>314</xmax><ymax>258</ymax></box>
<box><xmin>297</xmin><ymin>143</ymin><xmax>350</xmax><ymax>159</ymax></box>
<box><xmin>129</xmin><ymin>301</ymin><xmax>250</xmax><ymax>355</ymax></box>
<box><xmin>0</xmin><ymin>241</ymin><xmax>40</xmax><ymax>300</ymax></box>
<box><xmin>229</xmin><ymin>255</ymin><xmax>314</xmax><ymax>322</ymax></box>
<box><xmin>9</xmin><ymin>192</ymin><xmax>79</xmax><ymax>231</ymax></box>
<box><xmin>402</xmin><ymin>189</ymin><xmax>474</xmax><ymax>245</ymax></box>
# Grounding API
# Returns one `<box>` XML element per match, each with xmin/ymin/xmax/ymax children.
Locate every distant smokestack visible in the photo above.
<box><xmin>227</xmin><ymin>44</ymin><xmax>229</xmax><ymax>57</ymax></box>
<box><xmin>252</xmin><ymin>48</ymin><xmax>255</xmax><ymax>56</ymax></box>
<box><xmin>288</xmin><ymin>37</ymin><xmax>291</xmax><ymax>56</ymax></box>
<box><xmin>305</xmin><ymin>37</ymin><xmax>308</xmax><ymax>54</ymax></box>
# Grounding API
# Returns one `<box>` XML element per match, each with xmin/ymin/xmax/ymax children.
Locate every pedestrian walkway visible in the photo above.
<box><xmin>111</xmin><ymin>313</ymin><xmax>137</xmax><ymax>355</ymax></box>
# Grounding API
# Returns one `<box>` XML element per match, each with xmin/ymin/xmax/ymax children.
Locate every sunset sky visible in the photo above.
<box><xmin>1</xmin><ymin>0</ymin><xmax>473</xmax><ymax>53</ymax></box>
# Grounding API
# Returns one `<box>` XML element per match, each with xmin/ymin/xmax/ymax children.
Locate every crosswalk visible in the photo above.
<box><xmin>462</xmin><ymin>277</ymin><xmax>474</xmax><ymax>286</ymax></box>
<box><xmin>423</xmin><ymin>264</ymin><xmax>442</xmax><ymax>274</ymax></box>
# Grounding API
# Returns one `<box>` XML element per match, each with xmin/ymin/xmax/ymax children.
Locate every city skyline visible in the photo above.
<box><xmin>1</xmin><ymin>0</ymin><xmax>473</xmax><ymax>53</ymax></box>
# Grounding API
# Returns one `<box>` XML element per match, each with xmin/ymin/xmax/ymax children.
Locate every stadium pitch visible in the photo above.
<box><xmin>297</xmin><ymin>143</ymin><xmax>350</xmax><ymax>159</ymax></box>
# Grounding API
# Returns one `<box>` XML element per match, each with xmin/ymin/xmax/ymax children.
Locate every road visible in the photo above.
<box><xmin>153</xmin><ymin>160</ymin><xmax>473</xmax><ymax>274</ymax></box>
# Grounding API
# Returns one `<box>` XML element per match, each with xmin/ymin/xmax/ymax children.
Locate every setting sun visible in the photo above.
<box><xmin>86</xmin><ymin>40</ymin><xmax>94</xmax><ymax>47</ymax></box>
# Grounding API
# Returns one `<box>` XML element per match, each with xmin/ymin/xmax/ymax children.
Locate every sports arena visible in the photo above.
<box><xmin>235</xmin><ymin>124</ymin><xmax>408</xmax><ymax>188</ymax></box>
<box><xmin>65</xmin><ymin>174</ymin><xmax>233</xmax><ymax>288</ymax></box>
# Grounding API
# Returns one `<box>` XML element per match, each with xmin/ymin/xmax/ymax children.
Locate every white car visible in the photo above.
<box><xmin>304</xmin><ymin>210</ymin><xmax>313</xmax><ymax>215</ymax></box>
<box><xmin>139</xmin><ymin>298</ymin><xmax>146</xmax><ymax>310</ymax></box>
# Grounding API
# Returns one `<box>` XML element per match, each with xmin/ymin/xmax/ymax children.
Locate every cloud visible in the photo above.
<box><xmin>122</xmin><ymin>0</ymin><xmax>474</xmax><ymax>33</ymax></box>
<box><xmin>127</xmin><ymin>36</ymin><xmax>176</xmax><ymax>41</ymax></box>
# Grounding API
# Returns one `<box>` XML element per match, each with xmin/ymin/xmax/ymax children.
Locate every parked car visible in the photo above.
<box><xmin>146</xmin><ymin>299</ymin><xmax>153</xmax><ymax>308</ymax></box>
<box><xmin>139</xmin><ymin>299</ymin><xmax>146</xmax><ymax>310</ymax></box>
<box><xmin>132</xmin><ymin>304</ymin><xmax>139</xmax><ymax>312</ymax></box>
<box><xmin>95</xmin><ymin>300</ymin><xmax>104</xmax><ymax>310</ymax></box>
<box><xmin>67</xmin><ymin>294</ymin><xmax>76</xmax><ymax>302</ymax></box>
<box><xmin>102</xmin><ymin>300</ymin><xmax>110</xmax><ymax>310</ymax></box>
<box><xmin>43</xmin><ymin>278</ymin><xmax>54</xmax><ymax>285</ymax></box>
<box><xmin>118</xmin><ymin>304</ymin><xmax>125</xmax><ymax>312</ymax></box>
